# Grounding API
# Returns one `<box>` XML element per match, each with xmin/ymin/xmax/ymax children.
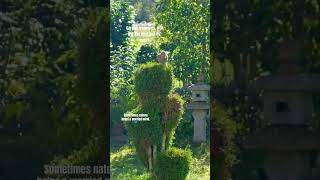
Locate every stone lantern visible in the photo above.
<box><xmin>187</xmin><ymin>73</ymin><xmax>210</xmax><ymax>143</ymax></box>
<box><xmin>244</xmin><ymin>41</ymin><xmax>320</xmax><ymax>180</ymax></box>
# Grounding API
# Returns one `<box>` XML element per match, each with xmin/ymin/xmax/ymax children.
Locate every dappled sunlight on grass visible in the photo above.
<box><xmin>111</xmin><ymin>143</ymin><xmax>210</xmax><ymax>180</ymax></box>
<box><xmin>111</xmin><ymin>145</ymin><xmax>151</xmax><ymax>180</ymax></box>
<box><xmin>186</xmin><ymin>143</ymin><xmax>210</xmax><ymax>180</ymax></box>
<box><xmin>187</xmin><ymin>150</ymin><xmax>210</xmax><ymax>179</ymax></box>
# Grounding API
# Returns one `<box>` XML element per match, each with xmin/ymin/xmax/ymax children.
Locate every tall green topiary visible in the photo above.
<box><xmin>134</xmin><ymin>62</ymin><xmax>173</xmax><ymax>107</ymax></box>
<box><xmin>154</xmin><ymin>147</ymin><xmax>192</xmax><ymax>180</ymax></box>
<box><xmin>125</xmin><ymin>62</ymin><xmax>184</xmax><ymax>171</ymax></box>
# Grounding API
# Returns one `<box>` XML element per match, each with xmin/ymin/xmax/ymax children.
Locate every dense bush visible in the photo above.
<box><xmin>174</xmin><ymin>110</ymin><xmax>194</xmax><ymax>145</ymax></box>
<box><xmin>136</xmin><ymin>44</ymin><xmax>158</xmax><ymax>64</ymax></box>
<box><xmin>133</xmin><ymin>62</ymin><xmax>173</xmax><ymax>107</ymax></box>
<box><xmin>125</xmin><ymin>62</ymin><xmax>183</xmax><ymax>170</ymax></box>
<box><xmin>0</xmin><ymin>2</ymin><xmax>103</xmax><ymax>178</ymax></box>
<box><xmin>154</xmin><ymin>147</ymin><xmax>192</xmax><ymax>180</ymax></box>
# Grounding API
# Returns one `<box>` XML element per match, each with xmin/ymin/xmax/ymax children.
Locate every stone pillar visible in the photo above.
<box><xmin>192</xmin><ymin>109</ymin><xmax>208</xmax><ymax>143</ymax></box>
<box><xmin>186</xmin><ymin>73</ymin><xmax>210</xmax><ymax>143</ymax></box>
<box><xmin>243</xmin><ymin>41</ymin><xmax>320</xmax><ymax>180</ymax></box>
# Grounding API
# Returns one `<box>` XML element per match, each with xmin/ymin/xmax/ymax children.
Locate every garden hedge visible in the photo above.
<box><xmin>154</xmin><ymin>147</ymin><xmax>192</xmax><ymax>180</ymax></box>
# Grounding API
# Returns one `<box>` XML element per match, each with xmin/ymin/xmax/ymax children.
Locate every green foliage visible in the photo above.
<box><xmin>213</xmin><ymin>104</ymin><xmax>238</xmax><ymax>167</ymax></box>
<box><xmin>125</xmin><ymin>105</ymin><xmax>163</xmax><ymax>151</ymax></box>
<box><xmin>136</xmin><ymin>44</ymin><xmax>158</xmax><ymax>64</ymax></box>
<box><xmin>51</xmin><ymin>139</ymin><xmax>101</xmax><ymax>165</ymax></box>
<box><xmin>78</xmin><ymin>10</ymin><xmax>108</xmax><ymax>113</ymax></box>
<box><xmin>76</xmin><ymin>9</ymin><xmax>109</xmax><ymax>164</ymax></box>
<box><xmin>210</xmin><ymin>58</ymin><xmax>234</xmax><ymax>86</ymax></box>
<box><xmin>110</xmin><ymin>0</ymin><xmax>135</xmax><ymax>50</ymax></box>
<box><xmin>131</xmin><ymin>0</ymin><xmax>156</xmax><ymax>22</ymax></box>
<box><xmin>125</xmin><ymin>62</ymin><xmax>184</xmax><ymax>168</ymax></box>
<box><xmin>186</xmin><ymin>143</ymin><xmax>210</xmax><ymax>180</ymax></box>
<box><xmin>0</xmin><ymin>0</ymin><xmax>89</xmax><ymax>61</ymax></box>
<box><xmin>111</xmin><ymin>144</ymin><xmax>209</xmax><ymax>180</ymax></box>
<box><xmin>110</xmin><ymin>44</ymin><xmax>137</xmax><ymax>126</ymax></box>
<box><xmin>125</xmin><ymin>95</ymin><xmax>185</xmax><ymax>166</ymax></box>
<box><xmin>212</xmin><ymin>0</ymin><xmax>319</xmax><ymax>83</ymax></box>
<box><xmin>174</xmin><ymin>110</ymin><xmax>193</xmax><ymax>145</ymax></box>
<box><xmin>111</xmin><ymin>145</ymin><xmax>152</xmax><ymax>180</ymax></box>
<box><xmin>163</xmin><ymin>94</ymin><xmax>184</xmax><ymax>147</ymax></box>
<box><xmin>134</xmin><ymin>62</ymin><xmax>173</xmax><ymax>106</ymax></box>
<box><xmin>0</xmin><ymin>0</ymin><xmax>89</xmax><ymax>110</ymax></box>
<box><xmin>110</xmin><ymin>0</ymin><xmax>138</xmax><ymax>127</ymax></box>
<box><xmin>211</xmin><ymin>2</ymin><xmax>319</xmax><ymax>178</ymax></box>
<box><xmin>155</xmin><ymin>0</ymin><xmax>210</xmax><ymax>85</ymax></box>
<box><xmin>0</xmin><ymin>1</ymin><xmax>104</xmax><ymax>178</ymax></box>
<box><xmin>154</xmin><ymin>147</ymin><xmax>192</xmax><ymax>180</ymax></box>
<box><xmin>3</xmin><ymin>102</ymin><xmax>27</xmax><ymax>123</ymax></box>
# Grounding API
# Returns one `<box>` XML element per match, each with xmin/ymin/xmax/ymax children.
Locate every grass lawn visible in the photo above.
<box><xmin>110</xmin><ymin>143</ymin><xmax>210</xmax><ymax>180</ymax></box>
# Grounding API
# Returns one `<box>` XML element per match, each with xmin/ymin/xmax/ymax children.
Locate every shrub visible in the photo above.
<box><xmin>125</xmin><ymin>62</ymin><xmax>183</xmax><ymax>170</ymax></box>
<box><xmin>136</xmin><ymin>44</ymin><xmax>158</xmax><ymax>64</ymax></box>
<box><xmin>133</xmin><ymin>62</ymin><xmax>173</xmax><ymax>107</ymax></box>
<box><xmin>163</xmin><ymin>94</ymin><xmax>184</xmax><ymax>147</ymax></box>
<box><xmin>154</xmin><ymin>147</ymin><xmax>192</xmax><ymax>180</ymax></box>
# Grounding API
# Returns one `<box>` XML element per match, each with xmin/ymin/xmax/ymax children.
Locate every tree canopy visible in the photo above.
<box><xmin>155</xmin><ymin>0</ymin><xmax>210</xmax><ymax>86</ymax></box>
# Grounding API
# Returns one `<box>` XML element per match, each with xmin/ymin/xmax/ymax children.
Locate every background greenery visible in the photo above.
<box><xmin>211</xmin><ymin>0</ymin><xmax>320</xmax><ymax>179</ymax></box>
<box><xmin>0</xmin><ymin>1</ymin><xmax>107</xmax><ymax>179</ymax></box>
<box><xmin>110</xmin><ymin>0</ymin><xmax>210</xmax><ymax>179</ymax></box>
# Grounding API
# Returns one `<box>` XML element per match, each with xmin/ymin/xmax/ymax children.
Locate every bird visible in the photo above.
<box><xmin>157</xmin><ymin>51</ymin><xmax>168</xmax><ymax>66</ymax></box>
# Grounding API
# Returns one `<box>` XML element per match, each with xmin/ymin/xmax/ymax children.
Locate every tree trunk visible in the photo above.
<box><xmin>161</xmin><ymin>133</ymin><xmax>166</xmax><ymax>152</ymax></box>
<box><xmin>148</xmin><ymin>145</ymin><xmax>152</xmax><ymax>170</ymax></box>
<box><xmin>153</xmin><ymin>145</ymin><xmax>157</xmax><ymax>165</ymax></box>
<box><xmin>161</xmin><ymin>111</ymin><xmax>168</xmax><ymax>152</ymax></box>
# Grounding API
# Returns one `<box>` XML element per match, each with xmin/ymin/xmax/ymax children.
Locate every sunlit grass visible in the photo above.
<box><xmin>187</xmin><ymin>143</ymin><xmax>210</xmax><ymax>180</ymax></box>
<box><xmin>111</xmin><ymin>145</ymin><xmax>152</xmax><ymax>180</ymax></box>
<box><xmin>110</xmin><ymin>143</ymin><xmax>210</xmax><ymax>180</ymax></box>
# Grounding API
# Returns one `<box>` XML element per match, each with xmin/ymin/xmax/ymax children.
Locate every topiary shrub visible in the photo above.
<box><xmin>154</xmin><ymin>147</ymin><xmax>192</xmax><ymax>180</ymax></box>
<box><xmin>134</xmin><ymin>62</ymin><xmax>173</xmax><ymax>107</ymax></box>
<box><xmin>136</xmin><ymin>44</ymin><xmax>158</xmax><ymax>64</ymax></box>
<box><xmin>125</xmin><ymin>62</ymin><xmax>183</xmax><ymax>170</ymax></box>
